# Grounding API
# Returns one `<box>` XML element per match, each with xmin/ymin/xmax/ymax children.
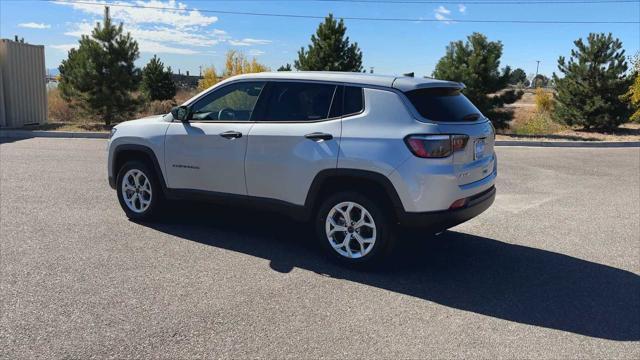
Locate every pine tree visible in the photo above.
<box><xmin>553</xmin><ymin>33</ymin><xmax>632</xmax><ymax>130</ymax></box>
<box><xmin>509</xmin><ymin>68</ymin><xmax>527</xmax><ymax>85</ymax></box>
<box><xmin>277</xmin><ymin>63</ymin><xmax>292</xmax><ymax>71</ymax></box>
<box><xmin>141</xmin><ymin>55</ymin><xmax>176</xmax><ymax>101</ymax></box>
<box><xmin>295</xmin><ymin>14</ymin><xmax>363</xmax><ymax>72</ymax></box>
<box><xmin>432</xmin><ymin>32</ymin><xmax>523</xmax><ymax>129</ymax></box>
<box><xmin>58</xmin><ymin>6</ymin><xmax>140</xmax><ymax>126</ymax></box>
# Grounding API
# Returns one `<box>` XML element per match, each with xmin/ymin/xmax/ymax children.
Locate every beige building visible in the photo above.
<box><xmin>0</xmin><ymin>38</ymin><xmax>48</xmax><ymax>127</ymax></box>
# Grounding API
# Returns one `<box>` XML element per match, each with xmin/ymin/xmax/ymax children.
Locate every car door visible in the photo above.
<box><xmin>164</xmin><ymin>81</ymin><xmax>265</xmax><ymax>194</ymax></box>
<box><xmin>245</xmin><ymin>81</ymin><xmax>342</xmax><ymax>206</ymax></box>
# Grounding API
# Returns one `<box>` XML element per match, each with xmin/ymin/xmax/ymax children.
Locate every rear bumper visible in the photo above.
<box><xmin>398</xmin><ymin>186</ymin><xmax>496</xmax><ymax>230</ymax></box>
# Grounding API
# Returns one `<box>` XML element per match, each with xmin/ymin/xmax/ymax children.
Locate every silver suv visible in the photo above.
<box><xmin>107</xmin><ymin>72</ymin><xmax>496</xmax><ymax>265</ymax></box>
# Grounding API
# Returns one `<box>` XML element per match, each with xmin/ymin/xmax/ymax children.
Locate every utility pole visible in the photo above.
<box><xmin>199</xmin><ymin>65</ymin><xmax>202</xmax><ymax>77</ymax></box>
<box><xmin>534</xmin><ymin>60</ymin><xmax>541</xmax><ymax>87</ymax></box>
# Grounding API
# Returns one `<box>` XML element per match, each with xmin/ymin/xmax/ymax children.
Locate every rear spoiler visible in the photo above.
<box><xmin>392</xmin><ymin>76</ymin><xmax>465</xmax><ymax>92</ymax></box>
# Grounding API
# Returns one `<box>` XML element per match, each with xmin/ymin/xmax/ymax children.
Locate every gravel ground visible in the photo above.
<box><xmin>1</xmin><ymin>138</ymin><xmax>638</xmax><ymax>359</ymax></box>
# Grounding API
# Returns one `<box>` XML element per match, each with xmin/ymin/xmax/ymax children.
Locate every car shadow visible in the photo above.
<box><xmin>142</xmin><ymin>201</ymin><xmax>640</xmax><ymax>341</ymax></box>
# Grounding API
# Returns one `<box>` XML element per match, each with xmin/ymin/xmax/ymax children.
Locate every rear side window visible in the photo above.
<box><xmin>262</xmin><ymin>82</ymin><xmax>337</xmax><ymax>121</ymax></box>
<box><xmin>343</xmin><ymin>86</ymin><xmax>364</xmax><ymax>116</ymax></box>
<box><xmin>327</xmin><ymin>86</ymin><xmax>364</xmax><ymax>118</ymax></box>
<box><xmin>405</xmin><ymin>87</ymin><xmax>482</xmax><ymax>122</ymax></box>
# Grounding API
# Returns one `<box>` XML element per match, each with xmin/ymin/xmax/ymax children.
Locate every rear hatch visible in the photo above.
<box><xmin>404</xmin><ymin>87</ymin><xmax>496</xmax><ymax>186</ymax></box>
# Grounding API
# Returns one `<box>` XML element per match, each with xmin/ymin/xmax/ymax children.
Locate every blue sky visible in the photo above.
<box><xmin>1</xmin><ymin>0</ymin><xmax>638</xmax><ymax>78</ymax></box>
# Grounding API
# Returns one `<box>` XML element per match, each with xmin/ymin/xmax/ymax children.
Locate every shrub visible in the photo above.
<box><xmin>535</xmin><ymin>88</ymin><xmax>554</xmax><ymax>113</ymax></box>
<box><xmin>513</xmin><ymin>111</ymin><xmax>565</xmax><ymax>135</ymax></box>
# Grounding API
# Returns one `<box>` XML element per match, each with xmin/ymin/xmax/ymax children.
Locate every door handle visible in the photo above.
<box><xmin>219</xmin><ymin>130</ymin><xmax>243</xmax><ymax>139</ymax></box>
<box><xmin>304</xmin><ymin>132</ymin><xmax>333</xmax><ymax>141</ymax></box>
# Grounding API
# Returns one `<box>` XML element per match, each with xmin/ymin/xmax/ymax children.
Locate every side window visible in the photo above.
<box><xmin>328</xmin><ymin>86</ymin><xmax>343</xmax><ymax>119</ymax></box>
<box><xmin>343</xmin><ymin>86</ymin><xmax>364</xmax><ymax>116</ymax></box>
<box><xmin>262</xmin><ymin>82</ymin><xmax>337</xmax><ymax>121</ymax></box>
<box><xmin>190</xmin><ymin>82</ymin><xmax>265</xmax><ymax>121</ymax></box>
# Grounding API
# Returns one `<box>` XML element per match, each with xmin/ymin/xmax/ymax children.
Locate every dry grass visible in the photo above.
<box><xmin>138</xmin><ymin>100</ymin><xmax>176</xmax><ymax>117</ymax></box>
<box><xmin>175</xmin><ymin>89</ymin><xmax>198</xmax><ymax>104</ymax></box>
<box><xmin>47</xmin><ymin>88</ymin><xmax>80</xmax><ymax>123</ymax></box>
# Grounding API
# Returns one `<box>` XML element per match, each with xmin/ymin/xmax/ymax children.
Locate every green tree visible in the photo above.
<box><xmin>59</xmin><ymin>7</ymin><xmax>140</xmax><ymax>126</ymax></box>
<box><xmin>295</xmin><ymin>14</ymin><xmax>363</xmax><ymax>72</ymax></box>
<box><xmin>509</xmin><ymin>68</ymin><xmax>527</xmax><ymax>85</ymax></box>
<box><xmin>141</xmin><ymin>55</ymin><xmax>176</xmax><ymax>101</ymax></box>
<box><xmin>553</xmin><ymin>33</ymin><xmax>632</xmax><ymax>130</ymax></box>
<box><xmin>432</xmin><ymin>32</ymin><xmax>523</xmax><ymax>129</ymax></box>
<box><xmin>277</xmin><ymin>63</ymin><xmax>292</xmax><ymax>71</ymax></box>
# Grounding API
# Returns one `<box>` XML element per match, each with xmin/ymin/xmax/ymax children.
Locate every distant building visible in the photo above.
<box><xmin>0</xmin><ymin>38</ymin><xmax>47</xmax><ymax>127</ymax></box>
<box><xmin>171</xmin><ymin>73</ymin><xmax>201</xmax><ymax>90</ymax></box>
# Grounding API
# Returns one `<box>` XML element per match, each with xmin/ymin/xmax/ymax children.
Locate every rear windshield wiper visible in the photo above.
<box><xmin>462</xmin><ymin>113</ymin><xmax>481</xmax><ymax>121</ymax></box>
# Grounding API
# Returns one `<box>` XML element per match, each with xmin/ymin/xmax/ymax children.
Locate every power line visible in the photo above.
<box><xmin>53</xmin><ymin>0</ymin><xmax>640</xmax><ymax>24</ymax></box>
<box><xmin>205</xmin><ymin>0</ymin><xmax>640</xmax><ymax>3</ymax></box>
<box><xmin>197</xmin><ymin>0</ymin><xmax>639</xmax><ymax>3</ymax></box>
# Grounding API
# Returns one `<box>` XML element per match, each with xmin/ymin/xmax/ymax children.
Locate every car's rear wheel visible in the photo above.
<box><xmin>315</xmin><ymin>192</ymin><xmax>393</xmax><ymax>266</ymax></box>
<box><xmin>116</xmin><ymin>161</ymin><xmax>162</xmax><ymax>220</ymax></box>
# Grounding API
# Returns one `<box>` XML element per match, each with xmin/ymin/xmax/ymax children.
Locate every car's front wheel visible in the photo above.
<box><xmin>116</xmin><ymin>160</ymin><xmax>162</xmax><ymax>220</ymax></box>
<box><xmin>315</xmin><ymin>192</ymin><xmax>394</xmax><ymax>266</ymax></box>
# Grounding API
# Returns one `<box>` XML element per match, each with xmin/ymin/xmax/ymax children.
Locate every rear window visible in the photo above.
<box><xmin>405</xmin><ymin>87</ymin><xmax>482</xmax><ymax>122</ymax></box>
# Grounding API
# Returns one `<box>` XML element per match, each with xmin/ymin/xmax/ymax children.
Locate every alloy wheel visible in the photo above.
<box><xmin>121</xmin><ymin>169</ymin><xmax>152</xmax><ymax>213</ymax></box>
<box><xmin>325</xmin><ymin>201</ymin><xmax>377</xmax><ymax>258</ymax></box>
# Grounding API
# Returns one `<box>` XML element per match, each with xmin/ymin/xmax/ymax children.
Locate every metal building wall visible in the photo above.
<box><xmin>0</xmin><ymin>39</ymin><xmax>48</xmax><ymax>127</ymax></box>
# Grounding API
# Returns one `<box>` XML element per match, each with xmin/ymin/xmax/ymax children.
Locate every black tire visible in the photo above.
<box><xmin>315</xmin><ymin>191</ymin><xmax>394</xmax><ymax>267</ymax></box>
<box><xmin>116</xmin><ymin>160</ymin><xmax>163</xmax><ymax>221</ymax></box>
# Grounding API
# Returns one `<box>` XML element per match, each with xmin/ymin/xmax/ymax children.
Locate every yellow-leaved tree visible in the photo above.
<box><xmin>197</xmin><ymin>66</ymin><xmax>219</xmax><ymax>91</ymax></box>
<box><xmin>197</xmin><ymin>51</ymin><xmax>269</xmax><ymax>92</ymax></box>
<box><xmin>224</xmin><ymin>50</ymin><xmax>269</xmax><ymax>77</ymax></box>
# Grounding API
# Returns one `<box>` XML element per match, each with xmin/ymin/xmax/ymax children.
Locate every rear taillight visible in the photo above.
<box><xmin>404</xmin><ymin>134</ymin><xmax>469</xmax><ymax>158</ymax></box>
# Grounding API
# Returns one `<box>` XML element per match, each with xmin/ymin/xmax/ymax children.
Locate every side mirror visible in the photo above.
<box><xmin>171</xmin><ymin>106</ymin><xmax>189</xmax><ymax>122</ymax></box>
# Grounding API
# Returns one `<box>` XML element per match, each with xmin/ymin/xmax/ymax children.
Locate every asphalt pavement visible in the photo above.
<box><xmin>1</xmin><ymin>138</ymin><xmax>638</xmax><ymax>358</ymax></box>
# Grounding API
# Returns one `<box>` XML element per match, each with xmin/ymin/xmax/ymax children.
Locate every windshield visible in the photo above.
<box><xmin>404</xmin><ymin>87</ymin><xmax>482</xmax><ymax>122</ymax></box>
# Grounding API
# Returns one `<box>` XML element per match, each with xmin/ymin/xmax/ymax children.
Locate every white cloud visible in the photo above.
<box><xmin>56</xmin><ymin>1</ymin><xmax>271</xmax><ymax>55</ymax></box>
<box><xmin>248</xmin><ymin>49</ymin><xmax>265</xmax><ymax>56</ymax></box>
<box><xmin>139</xmin><ymin>40</ymin><xmax>199</xmax><ymax>54</ymax></box>
<box><xmin>49</xmin><ymin>43</ymin><xmax>76</xmax><ymax>51</ymax></box>
<box><xmin>18</xmin><ymin>22</ymin><xmax>51</xmax><ymax>29</ymax></box>
<box><xmin>64</xmin><ymin>21</ymin><xmax>201</xmax><ymax>54</ymax></box>
<box><xmin>434</xmin><ymin>6</ymin><xmax>452</xmax><ymax>23</ymax></box>
<box><xmin>435</xmin><ymin>6</ymin><xmax>451</xmax><ymax>15</ymax></box>
<box><xmin>228</xmin><ymin>38</ymin><xmax>272</xmax><ymax>46</ymax></box>
<box><xmin>53</xmin><ymin>0</ymin><xmax>217</xmax><ymax>28</ymax></box>
<box><xmin>458</xmin><ymin>4</ymin><xmax>466</xmax><ymax>13</ymax></box>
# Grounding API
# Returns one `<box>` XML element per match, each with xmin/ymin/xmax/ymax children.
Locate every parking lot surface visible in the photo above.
<box><xmin>1</xmin><ymin>138</ymin><xmax>639</xmax><ymax>359</ymax></box>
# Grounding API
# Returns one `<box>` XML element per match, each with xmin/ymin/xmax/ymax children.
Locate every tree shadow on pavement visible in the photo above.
<box><xmin>143</xmin><ymin>202</ymin><xmax>640</xmax><ymax>342</ymax></box>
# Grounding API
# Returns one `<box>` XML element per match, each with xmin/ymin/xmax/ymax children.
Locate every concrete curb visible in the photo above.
<box><xmin>1</xmin><ymin>130</ymin><xmax>639</xmax><ymax>147</ymax></box>
<box><xmin>0</xmin><ymin>130</ymin><xmax>108</xmax><ymax>139</ymax></box>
